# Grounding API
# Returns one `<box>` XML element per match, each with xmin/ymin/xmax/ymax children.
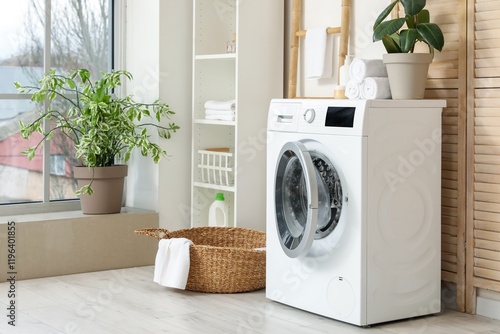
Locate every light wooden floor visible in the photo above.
<box><xmin>1</xmin><ymin>266</ymin><xmax>500</xmax><ymax>334</ymax></box>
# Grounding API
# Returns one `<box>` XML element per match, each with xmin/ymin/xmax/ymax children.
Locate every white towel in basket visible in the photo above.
<box><xmin>154</xmin><ymin>238</ymin><xmax>193</xmax><ymax>289</ymax></box>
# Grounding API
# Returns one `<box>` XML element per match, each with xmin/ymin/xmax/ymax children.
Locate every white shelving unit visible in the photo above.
<box><xmin>191</xmin><ymin>0</ymin><xmax>283</xmax><ymax>230</ymax></box>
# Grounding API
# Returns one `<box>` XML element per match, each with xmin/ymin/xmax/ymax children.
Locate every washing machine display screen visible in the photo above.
<box><xmin>325</xmin><ymin>107</ymin><xmax>356</xmax><ymax>127</ymax></box>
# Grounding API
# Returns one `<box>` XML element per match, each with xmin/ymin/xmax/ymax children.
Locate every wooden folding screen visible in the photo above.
<box><xmin>466</xmin><ymin>0</ymin><xmax>500</xmax><ymax>314</ymax></box>
<box><xmin>426</xmin><ymin>0</ymin><xmax>500</xmax><ymax>313</ymax></box>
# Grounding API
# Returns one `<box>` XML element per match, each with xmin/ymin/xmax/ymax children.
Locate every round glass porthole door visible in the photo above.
<box><xmin>275</xmin><ymin>141</ymin><xmax>344</xmax><ymax>258</ymax></box>
<box><xmin>309</xmin><ymin>150</ymin><xmax>343</xmax><ymax>240</ymax></box>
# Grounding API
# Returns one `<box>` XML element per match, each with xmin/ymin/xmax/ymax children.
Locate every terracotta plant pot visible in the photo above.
<box><xmin>383</xmin><ymin>53</ymin><xmax>433</xmax><ymax>100</ymax></box>
<box><xmin>74</xmin><ymin>165</ymin><xmax>128</xmax><ymax>214</ymax></box>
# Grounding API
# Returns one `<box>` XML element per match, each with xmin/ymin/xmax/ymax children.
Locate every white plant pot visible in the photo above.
<box><xmin>383</xmin><ymin>53</ymin><xmax>433</xmax><ymax>100</ymax></box>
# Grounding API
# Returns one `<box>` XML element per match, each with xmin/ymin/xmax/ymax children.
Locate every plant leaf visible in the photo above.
<box><xmin>373</xmin><ymin>18</ymin><xmax>406</xmax><ymax>42</ymax></box>
<box><xmin>416</xmin><ymin>23</ymin><xmax>445</xmax><ymax>51</ymax></box>
<box><xmin>67</xmin><ymin>79</ymin><xmax>76</xmax><ymax>89</ymax></box>
<box><xmin>417</xmin><ymin>9</ymin><xmax>430</xmax><ymax>24</ymax></box>
<box><xmin>399</xmin><ymin>29</ymin><xmax>419</xmax><ymax>52</ymax></box>
<box><xmin>382</xmin><ymin>34</ymin><xmax>402</xmax><ymax>53</ymax></box>
<box><xmin>400</xmin><ymin>0</ymin><xmax>426</xmax><ymax>16</ymax></box>
<box><xmin>373</xmin><ymin>0</ymin><xmax>399</xmax><ymax>30</ymax></box>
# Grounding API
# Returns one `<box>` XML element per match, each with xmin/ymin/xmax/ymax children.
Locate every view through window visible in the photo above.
<box><xmin>0</xmin><ymin>0</ymin><xmax>112</xmax><ymax>206</ymax></box>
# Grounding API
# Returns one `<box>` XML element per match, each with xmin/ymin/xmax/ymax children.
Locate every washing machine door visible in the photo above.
<box><xmin>274</xmin><ymin>141</ymin><xmax>334</xmax><ymax>258</ymax></box>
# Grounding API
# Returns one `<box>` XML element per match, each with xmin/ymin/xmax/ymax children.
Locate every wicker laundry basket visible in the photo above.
<box><xmin>135</xmin><ymin>226</ymin><xmax>266</xmax><ymax>293</ymax></box>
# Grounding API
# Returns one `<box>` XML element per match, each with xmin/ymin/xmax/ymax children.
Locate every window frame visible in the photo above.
<box><xmin>0</xmin><ymin>0</ymin><xmax>122</xmax><ymax>215</ymax></box>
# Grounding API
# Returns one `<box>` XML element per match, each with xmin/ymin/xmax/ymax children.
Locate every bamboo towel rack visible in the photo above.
<box><xmin>288</xmin><ymin>0</ymin><xmax>351</xmax><ymax>98</ymax></box>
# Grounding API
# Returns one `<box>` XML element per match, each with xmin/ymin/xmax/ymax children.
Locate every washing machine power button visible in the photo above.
<box><xmin>303</xmin><ymin>108</ymin><xmax>316</xmax><ymax>123</ymax></box>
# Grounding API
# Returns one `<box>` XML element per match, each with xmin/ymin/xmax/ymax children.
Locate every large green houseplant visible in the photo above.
<box><xmin>372</xmin><ymin>0</ymin><xmax>445</xmax><ymax>99</ymax></box>
<box><xmin>15</xmin><ymin>68</ymin><xmax>179</xmax><ymax>214</ymax></box>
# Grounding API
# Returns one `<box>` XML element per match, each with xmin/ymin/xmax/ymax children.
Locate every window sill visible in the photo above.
<box><xmin>0</xmin><ymin>207</ymin><xmax>159</xmax><ymax>282</ymax></box>
<box><xmin>0</xmin><ymin>206</ymin><xmax>153</xmax><ymax>223</ymax></box>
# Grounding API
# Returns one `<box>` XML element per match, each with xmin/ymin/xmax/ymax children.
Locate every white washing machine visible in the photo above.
<box><xmin>266</xmin><ymin>98</ymin><xmax>446</xmax><ymax>326</ymax></box>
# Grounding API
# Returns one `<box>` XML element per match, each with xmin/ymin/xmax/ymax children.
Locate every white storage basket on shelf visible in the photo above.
<box><xmin>198</xmin><ymin>149</ymin><xmax>234</xmax><ymax>186</ymax></box>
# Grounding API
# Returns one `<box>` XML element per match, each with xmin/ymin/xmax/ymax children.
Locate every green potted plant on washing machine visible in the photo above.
<box><xmin>16</xmin><ymin>68</ymin><xmax>179</xmax><ymax>214</ymax></box>
<box><xmin>372</xmin><ymin>0</ymin><xmax>445</xmax><ymax>99</ymax></box>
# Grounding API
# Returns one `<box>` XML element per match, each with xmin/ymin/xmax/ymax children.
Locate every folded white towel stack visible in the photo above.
<box><xmin>204</xmin><ymin>100</ymin><xmax>236</xmax><ymax>111</ymax></box>
<box><xmin>204</xmin><ymin>109</ymin><xmax>235</xmax><ymax>116</ymax></box>
<box><xmin>349</xmin><ymin>58</ymin><xmax>388</xmax><ymax>83</ymax></box>
<box><xmin>305</xmin><ymin>27</ymin><xmax>333</xmax><ymax>79</ymax></box>
<box><xmin>154</xmin><ymin>238</ymin><xmax>193</xmax><ymax>290</ymax></box>
<box><xmin>204</xmin><ymin>99</ymin><xmax>236</xmax><ymax>121</ymax></box>
<box><xmin>345</xmin><ymin>57</ymin><xmax>391</xmax><ymax>100</ymax></box>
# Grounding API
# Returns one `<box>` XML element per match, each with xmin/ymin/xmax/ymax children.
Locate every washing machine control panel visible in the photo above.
<box><xmin>269</xmin><ymin>99</ymin><xmax>369</xmax><ymax>136</ymax></box>
<box><xmin>303</xmin><ymin>106</ymin><xmax>356</xmax><ymax>126</ymax></box>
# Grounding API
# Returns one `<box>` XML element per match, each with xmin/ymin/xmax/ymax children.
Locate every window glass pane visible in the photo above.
<box><xmin>51</xmin><ymin>0</ymin><xmax>111</xmax><ymax>75</ymax></box>
<box><xmin>0</xmin><ymin>100</ymin><xmax>44</xmax><ymax>204</ymax></box>
<box><xmin>48</xmin><ymin>98</ymin><xmax>80</xmax><ymax>200</ymax></box>
<box><xmin>0</xmin><ymin>0</ymin><xmax>40</xmax><ymax>93</ymax></box>
<box><xmin>49</xmin><ymin>0</ymin><xmax>111</xmax><ymax>201</ymax></box>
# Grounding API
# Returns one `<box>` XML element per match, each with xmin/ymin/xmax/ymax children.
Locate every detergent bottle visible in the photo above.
<box><xmin>208</xmin><ymin>193</ymin><xmax>228</xmax><ymax>227</ymax></box>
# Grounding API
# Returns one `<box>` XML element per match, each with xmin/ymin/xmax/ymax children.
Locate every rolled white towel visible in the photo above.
<box><xmin>205</xmin><ymin>109</ymin><xmax>235</xmax><ymax>116</ymax></box>
<box><xmin>362</xmin><ymin>77</ymin><xmax>392</xmax><ymax>99</ymax></box>
<box><xmin>345</xmin><ymin>80</ymin><xmax>362</xmax><ymax>100</ymax></box>
<box><xmin>204</xmin><ymin>100</ymin><xmax>236</xmax><ymax>111</ymax></box>
<box><xmin>349</xmin><ymin>58</ymin><xmax>387</xmax><ymax>82</ymax></box>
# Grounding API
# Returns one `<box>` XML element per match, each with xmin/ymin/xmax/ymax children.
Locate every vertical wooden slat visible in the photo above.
<box><xmin>455</xmin><ymin>0</ymin><xmax>468</xmax><ymax>313</ymax></box>
<box><xmin>336</xmin><ymin>0</ymin><xmax>351</xmax><ymax>87</ymax></box>
<box><xmin>468</xmin><ymin>0</ymin><xmax>500</xmax><ymax>314</ymax></box>
<box><xmin>287</xmin><ymin>0</ymin><xmax>301</xmax><ymax>98</ymax></box>
<box><xmin>466</xmin><ymin>0</ymin><xmax>477</xmax><ymax>315</ymax></box>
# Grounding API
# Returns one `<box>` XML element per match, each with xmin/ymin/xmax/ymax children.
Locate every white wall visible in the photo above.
<box><xmin>124</xmin><ymin>0</ymin><xmax>192</xmax><ymax>228</ymax></box>
<box><xmin>157</xmin><ymin>1</ymin><xmax>193</xmax><ymax>230</ymax></box>
<box><xmin>124</xmin><ymin>0</ymin><xmax>161</xmax><ymax>211</ymax></box>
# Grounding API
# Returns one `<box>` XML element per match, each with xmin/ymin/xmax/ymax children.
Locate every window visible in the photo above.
<box><xmin>50</xmin><ymin>155</ymin><xmax>66</xmax><ymax>176</ymax></box>
<box><xmin>0</xmin><ymin>0</ymin><xmax>113</xmax><ymax>211</ymax></box>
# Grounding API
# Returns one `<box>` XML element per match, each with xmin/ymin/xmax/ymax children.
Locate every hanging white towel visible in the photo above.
<box><xmin>154</xmin><ymin>238</ymin><xmax>193</xmax><ymax>290</ymax></box>
<box><xmin>204</xmin><ymin>100</ymin><xmax>236</xmax><ymax>111</ymax></box>
<box><xmin>345</xmin><ymin>80</ymin><xmax>362</xmax><ymax>100</ymax></box>
<box><xmin>349</xmin><ymin>58</ymin><xmax>388</xmax><ymax>82</ymax></box>
<box><xmin>362</xmin><ymin>77</ymin><xmax>392</xmax><ymax>99</ymax></box>
<box><xmin>305</xmin><ymin>27</ymin><xmax>333</xmax><ymax>79</ymax></box>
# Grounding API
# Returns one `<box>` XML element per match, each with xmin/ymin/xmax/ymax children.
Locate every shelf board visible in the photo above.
<box><xmin>195</xmin><ymin>53</ymin><xmax>236</xmax><ymax>60</ymax></box>
<box><xmin>194</xmin><ymin>119</ymin><xmax>236</xmax><ymax>126</ymax></box>
<box><xmin>193</xmin><ymin>182</ymin><xmax>235</xmax><ymax>192</ymax></box>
